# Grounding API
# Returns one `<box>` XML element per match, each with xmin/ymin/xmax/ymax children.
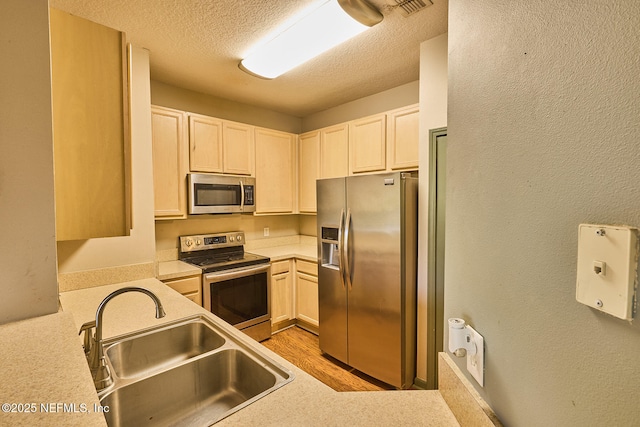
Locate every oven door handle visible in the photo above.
<box><xmin>204</xmin><ymin>263</ymin><xmax>270</xmax><ymax>283</ymax></box>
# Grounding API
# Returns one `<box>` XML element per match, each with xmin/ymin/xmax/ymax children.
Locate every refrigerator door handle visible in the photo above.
<box><xmin>344</xmin><ymin>208</ymin><xmax>353</xmax><ymax>290</ymax></box>
<box><xmin>338</xmin><ymin>208</ymin><xmax>346</xmax><ymax>289</ymax></box>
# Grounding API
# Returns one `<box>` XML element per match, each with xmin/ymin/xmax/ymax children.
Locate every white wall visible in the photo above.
<box><xmin>57</xmin><ymin>46</ymin><xmax>156</xmax><ymax>275</ymax></box>
<box><xmin>416</xmin><ymin>33</ymin><xmax>448</xmax><ymax>383</ymax></box>
<box><xmin>151</xmin><ymin>80</ymin><xmax>302</xmax><ymax>134</ymax></box>
<box><xmin>0</xmin><ymin>0</ymin><xmax>59</xmax><ymax>324</ymax></box>
<box><xmin>447</xmin><ymin>2</ymin><xmax>640</xmax><ymax>425</ymax></box>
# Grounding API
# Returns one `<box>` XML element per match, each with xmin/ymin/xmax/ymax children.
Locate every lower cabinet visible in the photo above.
<box><xmin>161</xmin><ymin>275</ymin><xmax>202</xmax><ymax>306</ymax></box>
<box><xmin>270</xmin><ymin>260</ymin><xmax>294</xmax><ymax>331</ymax></box>
<box><xmin>295</xmin><ymin>260</ymin><xmax>319</xmax><ymax>332</ymax></box>
<box><xmin>270</xmin><ymin>258</ymin><xmax>319</xmax><ymax>334</ymax></box>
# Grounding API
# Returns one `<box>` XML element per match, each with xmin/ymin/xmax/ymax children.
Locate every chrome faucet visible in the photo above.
<box><xmin>79</xmin><ymin>287</ymin><xmax>166</xmax><ymax>391</ymax></box>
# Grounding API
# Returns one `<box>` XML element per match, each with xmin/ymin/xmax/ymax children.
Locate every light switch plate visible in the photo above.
<box><xmin>576</xmin><ymin>224</ymin><xmax>638</xmax><ymax>320</ymax></box>
<box><xmin>466</xmin><ymin>325</ymin><xmax>484</xmax><ymax>387</ymax></box>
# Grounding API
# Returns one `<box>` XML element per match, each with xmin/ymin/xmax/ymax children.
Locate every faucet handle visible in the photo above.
<box><xmin>79</xmin><ymin>320</ymin><xmax>96</xmax><ymax>356</ymax></box>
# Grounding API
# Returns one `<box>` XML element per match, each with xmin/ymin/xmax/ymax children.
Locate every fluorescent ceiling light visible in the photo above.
<box><xmin>240</xmin><ymin>0</ymin><xmax>383</xmax><ymax>79</ymax></box>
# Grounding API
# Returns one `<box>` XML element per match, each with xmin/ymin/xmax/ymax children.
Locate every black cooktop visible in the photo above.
<box><xmin>180</xmin><ymin>246</ymin><xmax>269</xmax><ymax>273</ymax></box>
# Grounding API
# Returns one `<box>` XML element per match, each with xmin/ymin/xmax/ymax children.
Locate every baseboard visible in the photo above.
<box><xmin>294</xmin><ymin>319</ymin><xmax>319</xmax><ymax>335</ymax></box>
<box><xmin>271</xmin><ymin>319</ymin><xmax>296</xmax><ymax>334</ymax></box>
<box><xmin>271</xmin><ymin>318</ymin><xmax>319</xmax><ymax>335</ymax></box>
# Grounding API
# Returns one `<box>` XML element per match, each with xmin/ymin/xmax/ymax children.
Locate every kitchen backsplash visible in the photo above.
<box><xmin>154</xmin><ymin>214</ymin><xmax>317</xmax><ymax>252</ymax></box>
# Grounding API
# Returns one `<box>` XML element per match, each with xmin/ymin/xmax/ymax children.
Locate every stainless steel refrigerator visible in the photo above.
<box><xmin>316</xmin><ymin>172</ymin><xmax>418</xmax><ymax>389</ymax></box>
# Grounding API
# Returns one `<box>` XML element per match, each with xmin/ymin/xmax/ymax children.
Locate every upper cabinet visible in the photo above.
<box><xmin>298</xmin><ymin>131</ymin><xmax>320</xmax><ymax>213</ymax></box>
<box><xmin>149</xmin><ymin>103</ymin><xmax>418</xmax><ymax>218</ymax></box>
<box><xmin>50</xmin><ymin>8</ymin><xmax>131</xmax><ymax>241</ymax></box>
<box><xmin>315</xmin><ymin>104</ymin><xmax>419</xmax><ymax>182</ymax></box>
<box><xmin>222</xmin><ymin>121</ymin><xmax>254</xmax><ymax>176</ymax></box>
<box><xmin>151</xmin><ymin>106</ymin><xmax>189</xmax><ymax>219</ymax></box>
<box><xmin>298</xmin><ymin>105</ymin><xmax>417</xmax><ymax>213</ymax></box>
<box><xmin>189</xmin><ymin>114</ymin><xmax>254</xmax><ymax>176</ymax></box>
<box><xmin>319</xmin><ymin>124</ymin><xmax>349</xmax><ymax>179</ymax></box>
<box><xmin>349</xmin><ymin>113</ymin><xmax>387</xmax><ymax>174</ymax></box>
<box><xmin>255</xmin><ymin>128</ymin><xmax>297</xmax><ymax>214</ymax></box>
<box><xmin>387</xmin><ymin>104</ymin><xmax>419</xmax><ymax>171</ymax></box>
<box><xmin>348</xmin><ymin>105</ymin><xmax>419</xmax><ymax>175</ymax></box>
<box><xmin>188</xmin><ymin>114</ymin><xmax>223</xmax><ymax>173</ymax></box>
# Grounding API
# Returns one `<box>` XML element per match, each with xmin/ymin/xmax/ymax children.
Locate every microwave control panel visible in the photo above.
<box><xmin>244</xmin><ymin>186</ymin><xmax>254</xmax><ymax>205</ymax></box>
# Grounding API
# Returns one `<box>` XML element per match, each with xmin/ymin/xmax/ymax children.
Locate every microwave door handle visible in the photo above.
<box><xmin>240</xmin><ymin>180</ymin><xmax>245</xmax><ymax>211</ymax></box>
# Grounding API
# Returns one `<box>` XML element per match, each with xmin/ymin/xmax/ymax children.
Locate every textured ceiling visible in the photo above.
<box><xmin>50</xmin><ymin>0</ymin><xmax>448</xmax><ymax>117</ymax></box>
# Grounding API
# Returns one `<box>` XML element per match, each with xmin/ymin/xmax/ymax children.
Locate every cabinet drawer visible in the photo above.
<box><xmin>296</xmin><ymin>260</ymin><xmax>318</xmax><ymax>276</ymax></box>
<box><xmin>271</xmin><ymin>260</ymin><xmax>290</xmax><ymax>275</ymax></box>
<box><xmin>163</xmin><ymin>275</ymin><xmax>200</xmax><ymax>294</ymax></box>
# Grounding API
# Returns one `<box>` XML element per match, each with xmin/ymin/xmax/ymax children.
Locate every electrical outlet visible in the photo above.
<box><xmin>466</xmin><ymin>325</ymin><xmax>484</xmax><ymax>387</ymax></box>
<box><xmin>263</xmin><ymin>227</ymin><xmax>269</xmax><ymax>237</ymax></box>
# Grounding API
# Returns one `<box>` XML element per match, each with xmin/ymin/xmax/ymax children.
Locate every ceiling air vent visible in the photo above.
<box><xmin>385</xmin><ymin>0</ymin><xmax>433</xmax><ymax>17</ymax></box>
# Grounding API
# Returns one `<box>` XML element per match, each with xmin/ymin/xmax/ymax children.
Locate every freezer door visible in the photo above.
<box><xmin>317</xmin><ymin>177</ymin><xmax>348</xmax><ymax>364</ymax></box>
<box><xmin>345</xmin><ymin>173</ymin><xmax>408</xmax><ymax>387</ymax></box>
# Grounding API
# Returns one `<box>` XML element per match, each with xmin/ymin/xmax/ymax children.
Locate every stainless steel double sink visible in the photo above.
<box><xmin>97</xmin><ymin>315</ymin><xmax>294</xmax><ymax>426</ymax></box>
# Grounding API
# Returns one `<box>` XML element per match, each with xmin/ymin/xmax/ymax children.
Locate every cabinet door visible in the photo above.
<box><xmin>272</xmin><ymin>274</ymin><xmax>293</xmax><ymax>324</ymax></box>
<box><xmin>349</xmin><ymin>113</ymin><xmax>386</xmax><ymax>174</ymax></box>
<box><xmin>151</xmin><ymin>106</ymin><xmax>189</xmax><ymax>219</ymax></box>
<box><xmin>271</xmin><ymin>260</ymin><xmax>293</xmax><ymax>325</ymax></box>
<box><xmin>298</xmin><ymin>131</ymin><xmax>319</xmax><ymax>213</ymax></box>
<box><xmin>255</xmin><ymin>128</ymin><xmax>296</xmax><ymax>214</ymax></box>
<box><xmin>50</xmin><ymin>8</ymin><xmax>130</xmax><ymax>240</ymax></box>
<box><xmin>319</xmin><ymin>124</ymin><xmax>349</xmax><ymax>178</ymax></box>
<box><xmin>387</xmin><ymin>104</ymin><xmax>419</xmax><ymax>170</ymax></box>
<box><xmin>223</xmin><ymin>121</ymin><xmax>254</xmax><ymax>176</ymax></box>
<box><xmin>296</xmin><ymin>271</ymin><xmax>319</xmax><ymax>327</ymax></box>
<box><xmin>188</xmin><ymin>114</ymin><xmax>223</xmax><ymax>173</ymax></box>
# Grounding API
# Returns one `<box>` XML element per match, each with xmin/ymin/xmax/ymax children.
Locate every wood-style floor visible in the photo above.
<box><xmin>262</xmin><ymin>326</ymin><xmax>395</xmax><ymax>392</ymax></box>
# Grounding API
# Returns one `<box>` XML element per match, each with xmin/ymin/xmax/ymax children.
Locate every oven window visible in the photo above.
<box><xmin>210</xmin><ymin>272</ymin><xmax>268</xmax><ymax>326</ymax></box>
<box><xmin>194</xmin><ymin>183</ymin><xmax>241</xmax><ymax>207</ymax></box>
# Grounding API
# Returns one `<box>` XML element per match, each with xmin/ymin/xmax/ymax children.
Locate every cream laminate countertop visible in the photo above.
<box><xmin>54</xmin><ymin>278</ymin><xmax>459</xmax><ymax>426</ymax></box>
<box><xmin>0</xmin><ymin>312</ymin><xmax>107</xmax><ymax>427</ymax></box>
<box><xmin>157</xmin><ymin>259</ymin><xmax>202</xmax><ymax>281</ymax></box>
<box><xmin>246</xmin><ymin>243</ymin><xmax>317</xmax><ymax>263</ymax></box>
<box><xmin>156</xmin><ymin>242</ymin><xmax>317</xmax><ymax>282</ymax></box>
<box><xmin>157</xmin><ymin>243</ymin><xmax>317</xmax><ymax>283</ymax></box>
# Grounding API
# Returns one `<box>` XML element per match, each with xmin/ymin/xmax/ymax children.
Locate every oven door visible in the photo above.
<box><xmin>203</xmin><ymin>263</ymin><xmax>271</xmax><ymax>332</ymax></box>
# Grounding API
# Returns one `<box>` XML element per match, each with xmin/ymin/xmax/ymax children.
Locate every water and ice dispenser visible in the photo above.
<box><xmin>321</xmin><ymin>226</ymin><xmax>340</xmax><ymax>269</ymax></box>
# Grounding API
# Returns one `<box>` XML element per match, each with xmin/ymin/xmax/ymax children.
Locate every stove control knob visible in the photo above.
<box><xmin>195</xmin><ymin>238</ymin><xmax>202</xmax><ymax>247</ymax></box>
<box><xmin>236</xmin><ymin>234</ymin><xmax>243</xmax><ymax>243</ymax></box>
<box><xmin>184</xmin><ymin>239</ymin><xmax>193</xmax><ymax>247</ymax></box>
<box><xmin>229</xmin><ymin>236</ymin><xmax>235</xmax><ymax>242</ymax></box>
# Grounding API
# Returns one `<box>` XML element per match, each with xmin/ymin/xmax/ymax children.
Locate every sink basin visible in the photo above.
<box><xmin>105</xmin><ymin>319</ymin><xmax>225</xmax><ymax>379</ymax></box>
<box><xmin>101</xmin><ymin>349</ymin><xmax>279</xmax><ymax>426</ymax></box>
<box><xmin>98</xmin><ymin>315</ymin><xmax>294</xmax><ymax>426</ymax></box>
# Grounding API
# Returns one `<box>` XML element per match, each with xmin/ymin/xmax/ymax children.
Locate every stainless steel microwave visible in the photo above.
<box><xmin>187</xmin><ymin>173</ymin><xmax>256</xmax><ymax>214</ymax></box>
